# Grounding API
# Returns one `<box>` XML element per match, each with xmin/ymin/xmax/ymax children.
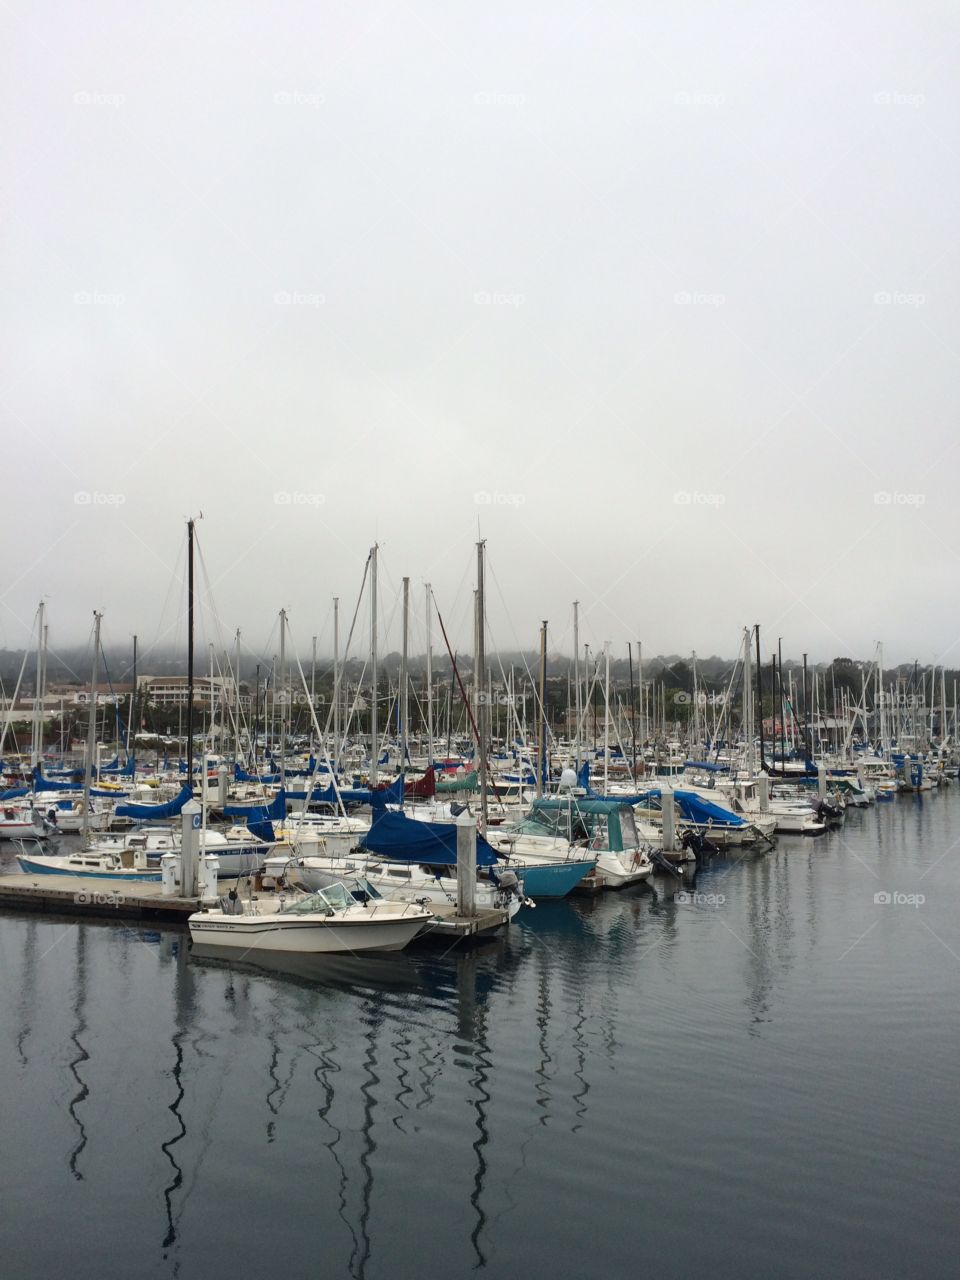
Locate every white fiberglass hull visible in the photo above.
<box><xmin>594</xmin><ymin>852</ymin><xmax>652</xmax><ymax>888</ymax></box>
<box><xmin>187</xmin><ymin>906</ymin><xmax>430</xmax><ymax>953</ymax></box>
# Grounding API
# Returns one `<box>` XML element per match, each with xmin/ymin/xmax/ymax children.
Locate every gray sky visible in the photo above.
<box><xmin>3</xmin><ymin>0</ymin><xmax>958</xmax><ymax>670</ymax></box>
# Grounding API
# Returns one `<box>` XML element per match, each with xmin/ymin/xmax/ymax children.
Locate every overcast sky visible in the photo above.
<box><xmin>3</xmin><ymin>0</ymin><xmax>958</xmax><ymax>672</ymax></box>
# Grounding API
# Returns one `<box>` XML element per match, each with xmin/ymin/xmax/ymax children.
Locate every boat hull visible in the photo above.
<box><xmin>16</xmin><ymin>856</ymin><xmax>162</xmax><ymax>882</ymax></box>
<box><xmin>187</xmin><ymin>912</ymin><xmax>427</xmax><ymax>953</ymax></box>
<box><xmin>508</xmin><ymin>859</ymin><xmax>593</xmax><ymax>898</ymax></box>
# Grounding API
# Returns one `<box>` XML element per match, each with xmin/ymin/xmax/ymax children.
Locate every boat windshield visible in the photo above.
<box><xmin>619</xmin><ymin>807</ymin><xmax>639</xmax><ymax>849</ymax></box>
<box><xmin>280</xmin><ymin>883</ymin><xmax>354</xmax><ymax>915</ymax></box>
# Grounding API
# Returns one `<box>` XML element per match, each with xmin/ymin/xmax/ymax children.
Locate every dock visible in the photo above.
<box><xmin>0</xmin><ymin>873</ymin><xmax>510</xmax><ymax>942</ymax></box>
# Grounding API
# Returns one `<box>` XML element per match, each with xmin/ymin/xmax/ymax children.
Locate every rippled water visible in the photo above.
<box><xmin>2</xmin><ymin>792</ymin><xmax>959</xmax><ymax>1279</ymax></box>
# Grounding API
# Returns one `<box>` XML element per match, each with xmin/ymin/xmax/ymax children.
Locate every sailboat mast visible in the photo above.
<box><xmin>425</xmin><ymin>584</ymin><xmax>434</xmax><ymax>769</ymax></box>
<box><xmin>186</xmin><ymin>518</ymin><xmax>196</xmax><ymax>791</ymax></box>
<box><xmin>401</xmin><ymin>576</ymin><xmax>410</xmax><ymax>772</ymax></box>
<box><xmin>536</xmin><ymin>621</ymin><xmax>547</xmax><ymax>798</ymax></box>
<box><xmin>369</xmin><ymin>545</ymin><xmax>378</xmax><ymax>787</ymax></box>
<box><xmin>81</xmin><ymin>612</ymin><xmax>102</xmax><ymax>848</ymax></box>
<box><xmin>603</xmin><ymin>643</ymin><xmax>611</xmax><ymax>796</ymax></box>
<box><xmin>279</xmin><ymin>609</ymin><xmax>287</xmax><ymax>789</ymax></box>
<box><xmin>31</xmin><ymin>601</ymin><xmax>44</xmax><ymax>770</ymax></box>
<box><xmin>126</xmin><ymin>633</ymin><xmax>137</xmax><ymax>757</ymax></box>
<box><xmin>333</xmin><ymin>596</ymin><xmax>340</xmax><ymax>769</ymax></box>
<box><xmin>755</xmin><ymin>625</ymin><xmax>764</xmax><ymax>771</ymax></box>
<box><xmin>476</xmin><ymin>543</ymin><xmax>488</xmax><ymax>830</ymax></box>
<box><xmin>573</xmin><ymin>601</ymin><xmax>581</xmax><ymax>769</ymax></box>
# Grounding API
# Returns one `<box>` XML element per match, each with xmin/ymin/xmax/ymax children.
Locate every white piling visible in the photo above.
<box><xmin>758</xmin><ymin>771</ymin><xmax>770</xmax><ymax>813</ymax></box>
<box><xmin>456</xmin><ymin>808</ymin><xmax>477</xmax><ymax>917</ymax></box>
<box><xmin>661</xmin><ymin>785</ymin><xmax>676</xmax><ymax>852</ymax></box>
<box><xmin>817</xmin><ymin>764</ymin><xmax>827</xmax><ymax>800</ymax></box>
<box><xmin>180</xmin><ymin>798</ymin><xmax>202</xmax><ymax>899</ymax></box>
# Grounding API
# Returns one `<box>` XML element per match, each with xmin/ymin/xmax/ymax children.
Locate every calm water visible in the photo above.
<box><xmin>2</xmin><ymin>792</ymin><xmax>959</xmax><ymax>1279</ymax></box>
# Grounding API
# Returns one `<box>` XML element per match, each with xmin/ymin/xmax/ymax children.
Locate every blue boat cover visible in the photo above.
<box><xmin>101</xmin><ymin>758</ymin><xmax>136</xmax><ymax>776</ymax></box>
<box><xmin>33</xmin><ymin>767</ymin><xmax>84</xmax><ymax>792</ymax></box>
<box><xmin>0</xmin><ymin>786</ymin><xmax>29</xmax><ymax>800</ymax></box>
<box><xmin>223</xmin><ymin>788</ymin><xmax>287</xmax><ymax>822</ymax></box>
<box><xmin>235</xmin><ymin>764</ymin><xmax>281</xmax><ymax>783</ymax></box>
<box><xmin>361</xmin><ymin>809</ymin><xmax>497</xmax><ymax>867</ymax></box>
<box><xmin>115</xmin><ymin>784</ymin><xmax>194</xmax><ymax>820</ymax></box>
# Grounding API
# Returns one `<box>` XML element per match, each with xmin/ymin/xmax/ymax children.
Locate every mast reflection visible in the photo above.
<box><xmin>67</xmin><ymin>926</ymin><xmax>89</xmax><ymax>1181</ymax></box>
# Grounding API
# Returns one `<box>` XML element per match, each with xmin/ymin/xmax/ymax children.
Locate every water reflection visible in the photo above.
<box><xmin>67</xmin><ymin>926</ymin><xmax>89</xmax><ymax>1181</ymax></box>
<box><xmin>161</xmin><ymin>940</ymin><xmax>194</xmax><ymax>1254</ymax></box>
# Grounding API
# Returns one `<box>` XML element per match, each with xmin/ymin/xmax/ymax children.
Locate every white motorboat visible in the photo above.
<box><xmin>187</xmin><ymin>881</ymin><xmax>434</xmax><ymax>953</ymax></box>
<box><xmin>263</xmin><ymin>851</ymin><xmax>527</xmax><ymax>919</ymax></box>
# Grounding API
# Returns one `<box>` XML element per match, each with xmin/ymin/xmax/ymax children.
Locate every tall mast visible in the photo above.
<box><xmin>476</xmin><ymin>543</ymin><xmax>488</xmax><ymax>830</ymax></box>
<box><xmin>628</xmin><ymin>643</ymin><xmax>637</xmax><ymax>780</ymax></box>
<box><xmin>31</xmin><ymin>601</ymin><xmax>45</xmax><ymax>769</ymax></box>
<box><xmin>332</xmin><ymin>596</ymin><xmax>340</xmax><ymax>769</ymax></box>
<box><xmin>536</xmin><ymin>621</ymin><xmax>547</xmax><ymax>798</ymax></box>
<box><xmin>573</xmin><ymin>601</ymin><xmax>581</xmax><ymax>769</ymax></box>
<box><xmin>425</xmin><ymin>584</ymin><xmax>434</xmax><ymax>768</ymax></box>
<box><xmin>755</xmin><ymin>625</ymin><xmax>764</xmax><ymax>771</ymax></box>
<box><xmin>186</xmin><ymin>518</ymin><xmax>196</xmax><ymax>791</ymax></box>
<box><xmin>126</xmin><ymin>633</ymin><xmax>137</xmax><ymax>757</ymax></box>
<box><xmin>744</xmin><ymin>627</ymin><xmax>754</xmax><ymax>777</ymax></box>
<box><xmin>603</xmin><ymin>642</ymin><xmax>611</xmax><ymax>796</ymax></box>
<box><xmin>278</xmin><ymin>608</ymin><xmax>287</xmax><ymax>788</ymax></box>
<box><xmin>81</xmin><ymin>612</ymin><xmax>102</xmax><ymax>848</ymax></box>
<box><xmin>310</xmin><ymin>634</ymin><xmax>317</xmax><ymax>749</ymax></box>
<box><xmin>637</xmin><ymin>639</ymin><xmax>643</xmax><ymax>748</ymax></box>
<box><xmin>401</xmin><ymin>576</ymin><xmax>410</xmax><ymax>772</ymax></box>
<box><xmin>233</xmin><ymin>628</ymin><xmax>241</xmax><ymax>760</ymax></box>
<box><xmin>369</xmin><ymin>545</ymin><xmax>378</xmax><ymax>787</ymax></box>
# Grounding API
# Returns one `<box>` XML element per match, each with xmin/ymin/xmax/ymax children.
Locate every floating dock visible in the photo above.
<box><xmin>0</xmin><ymin>873</ymin><xmax>509</xmax><ymax>941</ymax></box>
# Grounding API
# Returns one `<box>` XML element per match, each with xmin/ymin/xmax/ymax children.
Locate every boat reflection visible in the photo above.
<box><xmin>189</xmin><ymin>943</ymin><xmax>426</xmax><ymax>996</ymax></box>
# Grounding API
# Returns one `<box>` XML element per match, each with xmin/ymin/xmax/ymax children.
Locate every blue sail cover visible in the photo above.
<box><xmin>223</xmin><ymin>788</ymin><xmax>287</xmax><ymax>823</ymax></box>
<box><xmin>33</xmin><ymin>767</ymin><xmax>85</xmax><ymax>792</ymax></box>
<box><xmin>0</xmin><ymin>786</ymin><xmax>29</xmax><ymax>800</ymax></box>
<box><xmin>115</xmin><ymin>784</ymin><xmax>194</xmax><ymax>820</ymax></box>
<box><xmin>234</xmin><ymin>764</ymin><xmax>281</xmax><ymax>784</ymax></box>
<box><xmin>101</xmin><ymin>758</ymin><xmax>136</xmax><ymax>776</ymax></box>
<box><xmin>361</xmin><ymin>810</ymin><xmax>497</xmax><ymax>867</ymax></box>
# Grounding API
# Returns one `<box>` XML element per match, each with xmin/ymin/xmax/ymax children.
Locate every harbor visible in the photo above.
<box><xmin>1</xmin><ymin>786</ymin><xmax>957</xmax><ymax>1280</ymax></box>
<box><xmin>5</xmin><ymin>0</ymin><xmax>957</xmax><ymax>1274</ymax></box>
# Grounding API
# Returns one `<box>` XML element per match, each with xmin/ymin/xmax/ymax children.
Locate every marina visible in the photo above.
<box><xmin>1</xmin><ymin>786</ymin><xmax>957</xmax><ymax>1280</ymax></box>
<box><xmin>5</xmin><ymin>0</ymin><xmax>957</xmax><ymax>1275</ymax></box>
